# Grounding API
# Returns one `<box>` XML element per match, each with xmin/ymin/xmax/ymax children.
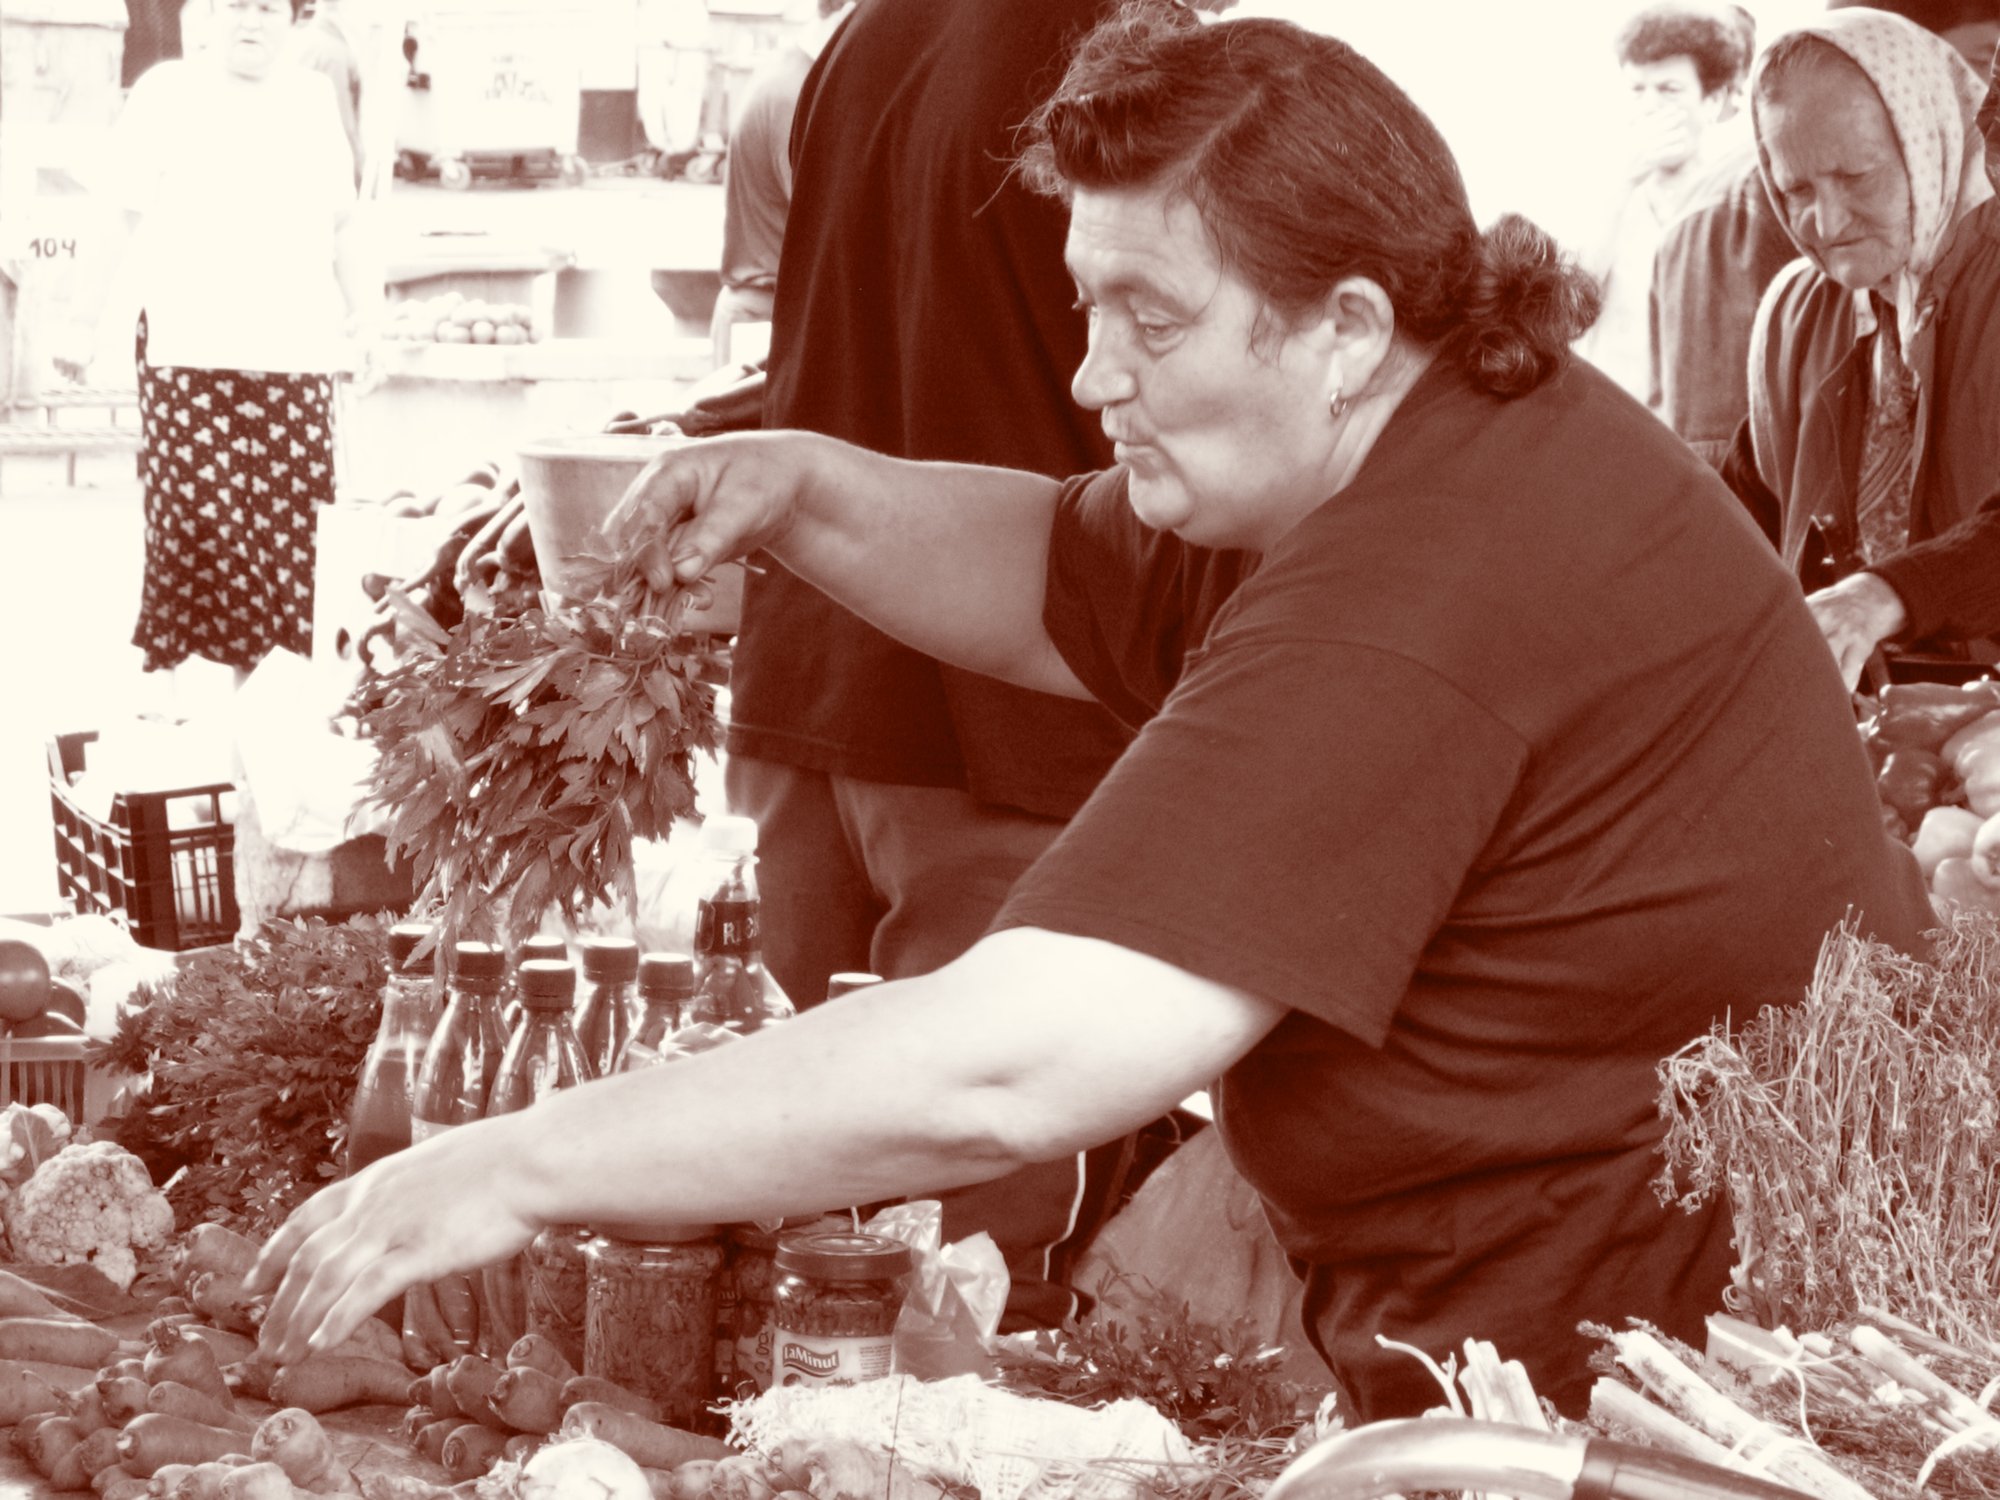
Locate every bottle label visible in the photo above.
<box><xmin>770</xmin><ymin>1330</ymin><xmax>894</xmax><ymax>1388</ymax></box>
<box><xmin>696</xmin><ymin>899</ymin><xmax>759</xmax><ymax>960</ymax></box>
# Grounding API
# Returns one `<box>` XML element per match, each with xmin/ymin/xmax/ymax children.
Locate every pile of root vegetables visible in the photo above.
<box><xmin>4</xmin><ymin>1219</ymin><xmax>950</xmax><ymax>1500</ymax></box>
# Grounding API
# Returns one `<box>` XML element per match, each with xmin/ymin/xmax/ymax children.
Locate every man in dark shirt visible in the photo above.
<box><xmin>725</xmin><ymin>0</ymin><xmax>1136</xmax><ymax>1326</ymax></box>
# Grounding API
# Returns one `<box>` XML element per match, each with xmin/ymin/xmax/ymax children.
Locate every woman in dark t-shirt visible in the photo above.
<box><xmin>248</xmin><ymin>4</ymin><xmax>1931</xmax><ymax>1422</ymax></box>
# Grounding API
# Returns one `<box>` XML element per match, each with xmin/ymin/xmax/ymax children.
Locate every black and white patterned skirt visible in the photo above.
<box><xmin>132</xmin><ymin>314</ymin><xmax>335</xmax><ymax>674</ymax></box>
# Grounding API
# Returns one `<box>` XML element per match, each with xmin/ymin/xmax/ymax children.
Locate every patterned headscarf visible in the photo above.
<box><xmin>1750</xmin><ymin>7</ymin><xmax>1993</xmax><ymax>353</ymax></box>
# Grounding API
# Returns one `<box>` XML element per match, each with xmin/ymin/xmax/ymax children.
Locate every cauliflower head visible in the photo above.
<box><xmin>4</xmin><ymin>1140</ymin><xmax>174</xmax><ymax>1291</ymax></box>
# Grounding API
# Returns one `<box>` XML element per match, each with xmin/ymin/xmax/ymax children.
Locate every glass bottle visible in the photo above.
<box><xmin>824</xmin><ymin>972</ymin><xmax>883</xmax><ymax>1003</ymax></box>
<box><xmin>686</xmin><ymin>816</ymin><xmax>794</xmax><ymax>1035</ymax></box>
<box><xmin>616</xmin><ymin>952</ymin><xmax>694</xmax><ymax>1072</ymax></box>
<box><xmin>575</xmin><ymin>936</ymin><xmax>639</xmax><ymax>1079</ymax></box>
<box><xmin>481</xmin><ymin>957</ymin><xmax>594</xmax><ymax>1359</ymax></box>
<box><xmin>343</xmin><ymin>922</ymin><xmax>439</xmax><ymax>1176</ymax></box>
<box><xmin>410</xmin><ymin>941</ymin><xmax>507</xmax><ymax>1143</ymax></box>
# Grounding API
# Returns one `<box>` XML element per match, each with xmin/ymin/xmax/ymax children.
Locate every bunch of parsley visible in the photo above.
<box><xmin>91</xmin><ymin>917</ymin><xmax>389</xmax><ymax>1236</ymax></box>
<box><xmin>349</xmin><ymin>557</ymin><xmax>721</xmax><ymax>953</ymax></box>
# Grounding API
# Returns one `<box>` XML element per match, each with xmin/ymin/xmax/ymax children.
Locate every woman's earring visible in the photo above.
<box><xmin>1328</xmin><ymin>387</ymin><xmax>1352</xmax><ymax>421</ymax></box>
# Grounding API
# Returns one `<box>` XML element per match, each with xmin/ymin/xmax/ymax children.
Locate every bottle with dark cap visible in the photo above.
<box><xmin>575</xmin><ymin>936</ymin><xmax>639</xmax><ymax>1079</ymax></box>
<box><xmin>824</xmin><ymin>972</ymin><xmax>883</xmax><ymax>1002</ymax></box>
<box><xmin>615</xmin><ymin>952</ymin><xmax>695</xmax><ymax>1071</ymax></box>
<box><xmin>343</xmin><ymin>922</ymin><xmax>439</xmax><ymax>1175</ymax></box>
<box><xmin>411</xmin><ymin>940</ymin><xmax>508</xmax><ymax>1143</ymax></box>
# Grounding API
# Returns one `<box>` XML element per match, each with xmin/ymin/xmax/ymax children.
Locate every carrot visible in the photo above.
<box><xmin>178</xmin><ymin>1328</ymin><xmax>256</xmax><ymax>1368</ymax></box>
<box><xmin>268</xmin><ymin>1354</ymin><xmax>412</xmax><ymax>1413</ymax></box>
<box><xmin>166</xmin><ymin>1460</ymin><xmax>247</xmax><ymax>1500</ymax></box>
<box><xmin>0</xmin><ymin>1268</ymin><xmax>69</xmax><ymax>1319</ymax></box>
<box><xmin>0</xmin><ymin>1316</ymin><xmax>119</xmax><ymax>1369</ymax></box>
<box><xmin>248</xmin><ymin>1406</ymin><xmax>350</xmax><ymax>1493</ymax></box>
<box><xmin>440</xmin><ymin>1355</ymin><xmax>504</xmax><ymax>1429</ymax></box>
<box><xmin>100</xmin><ymin>1358</ymin><xmax>148</xmax><ymax>1385</ymax></box>
<box><xmin>398</xmin><ymin>1405</ymin><xmax>435</xmax><ymax>1441</ymax></box>
<box><xmin>486</xmin><ymin>1365</ymin><xmax>563</xmax><ymax>1434</ymax></box>
<box><xmin>501</xmin><ymin>1433</ymin><xmax>539</xmax><ymax>1466</ymax></box>
<box><xmin>440</xmin><ymin>1421</ymin><xmax>505</xmax><ymax>1482</ymax></box>
<box><xmin>93</xmin><ymin>1467</ymin><xmax>150</xmax><ymax>1500</ymax></box>
<box><xmin>0</xmin><ymin>1358</ymin><xmax>65</xmax><ymax>1424</ymax></box>
<box><xmin>98</xmin><ymin>1377</ymin><xmax>150</xmax><ymax>1426</ymax></box>
<box><xmin>148</xmin><ymin>1462</ymin><xmax>196</xmax><ymax>1497</ymax></box>
<box><xmin>503</xmin><ymin>1334</ymin><xmax>576</xmax><ymax>1384</ymax></box>
<box><xmin>154</xmin><ymin>1298</ymin><xmax>193</xmax><ymax>1318</ymax></box>
<box><xmin>116</xmin><ymin>1414</ymin><xmax>249</xmax><ymax>1478</ymax></box>
<box><xmin>218</xmin><ymin>1461</ymin><xmax>297</xmax><ymax>1500</ymax></box>
<box><xmin>188</xmin><ymin>1276</ymin><xmax>260</xmax><ymax>1338</ymax></box>
<box><xmin>27</xmin><ymin>1411</ymin><xmax>85</xmax><ymax>1476</ymax></box>
<box><xmin>415</xmin><ymin>1364</ymin><xmax>459</xmax><ymax>1420</ymax></box>
<box><xmin>223</xmin><ymin>1358</ymin><xmax>275</xmax><ymax>1403</ymax></box>
<box><xmin>559</xmin><ymin>1403</ymin><xmax>732</xmax><ymax>1470</ymax></box>
<box><xmin>171</xmin><ymin>1227</ymin><xmax>261</xmax><ymax>1296</ymax></box>
<box><xmin>667</xmin><ymin>1459</ymin><xmax>720</xmax><ymax>1500</ymax></box>
<box><xmin>558</xmin><ymin>1375</ymin><xmax>663</xmax><ymax>1423</ymax></box>
<box><xmin>413</xmin><ymin>1417</ymin><xmax>455</xmax><ymax>1463</ymax></box>
<box><xmin>60</xmin><ymin>1383</ymin><xmax>110</xmax><ymax>1434</ymax></box>
<box><xmin>642</xmin><ymin>1467</ymin><xmax>678</xmax><ymax>1500</ymax></box>
<box><xmin>147</xmin><ymin>1315</ymin><xmax>198</xmax><ymax>1347</ymax></box>
<box><xmin>69</xmin><ymin>1425</ymin><xmax>125</xmax><ymax>1480</ymax></box>
<box><xmin>145</xmin><ymin>1336</ymin><xmax>231</xmax><ymax>1405</ymax></box>
<box><xmin>327</xmin><ymin>1314</ymin><xmax>404</xmax><ymax>1369</ymax></box>
<box><xmin>147</xmin><ymin>1382</ymin><xmax>252</xmax><ymax>1436</ymax></box>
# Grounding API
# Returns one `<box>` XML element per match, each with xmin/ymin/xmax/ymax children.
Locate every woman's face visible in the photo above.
<box><xmin>1065</xmin><ymin>186</ymin><xmax>1340</xmax><ymax>551</ymax></box>
<box><xmin>208</xmin><ymin>0</ymin><xmax>291</xmax><ymax>80</ymax></box>
<box><xmin>1759</xmin><ymin>60</ymin><xmax>1914</xmax><ymax>294</ymax></box>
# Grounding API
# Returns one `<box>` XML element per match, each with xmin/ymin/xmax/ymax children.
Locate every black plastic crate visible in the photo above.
<box><xmin>46</xmin><ymin>731</ymin><xmax>238</xmax><ymax>952</ymax></box>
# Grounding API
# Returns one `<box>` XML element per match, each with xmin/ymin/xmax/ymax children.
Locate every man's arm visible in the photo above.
<box><xmin>251</xmin><ymin>926</ymin><xmax>1287</xmax><ymax>1360</ymax></box>
<box><xmin>610</xmin><ymin>430</ymin><xmax>1094</xmax><ymax>698</ymax></box>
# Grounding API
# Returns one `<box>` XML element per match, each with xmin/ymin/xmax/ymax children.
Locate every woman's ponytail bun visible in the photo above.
<box><xmin>1452</xmin><ymin>215</ymin><xmax>1602</xmax><ymax>398</ymax></box>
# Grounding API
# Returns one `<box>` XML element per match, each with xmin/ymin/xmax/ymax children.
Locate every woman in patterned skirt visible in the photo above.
<box><xmin>56</xmin><ymin>0</ymin><xmax>378</xmax><ymax>688</ymax></box>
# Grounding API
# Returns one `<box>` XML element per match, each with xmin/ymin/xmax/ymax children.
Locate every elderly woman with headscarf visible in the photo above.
<box><xmin>1724</xmin><ymin>6</ymin><xmax>2000</xmax><ymax>686</ymax></box>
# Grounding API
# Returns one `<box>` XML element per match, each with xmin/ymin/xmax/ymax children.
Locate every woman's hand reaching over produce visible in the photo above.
<box><xmin>246</xmin><ymin>1121</ymin><xmax>543</xmax><ymax>1366</ymax></box>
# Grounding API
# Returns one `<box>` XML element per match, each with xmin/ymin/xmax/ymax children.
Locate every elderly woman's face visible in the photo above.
<box><xmin>1065</xmin><ymin>186</ymin><xmax>1339</xmax><ymax>551</ymax></box>
<box><xmin>208</xmin><ymin>0</ymin><xmax>291</xmax><ymax>80</ymax></box>
<box><xmin>1760</xmin><ymin>59</ymin><xmax>1914</xmax><ymax>293</ymax></box>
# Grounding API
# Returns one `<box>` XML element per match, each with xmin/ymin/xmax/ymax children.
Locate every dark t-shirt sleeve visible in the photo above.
<box><xmin>1041</xmin><ymin>469</ymin><xmax>1254</xmax><ymax>727</ymax></box>
<box><xmin>995</xmin><ymin>630</ymin><xmax>1529</xmax><ymax>1045</ymax></box>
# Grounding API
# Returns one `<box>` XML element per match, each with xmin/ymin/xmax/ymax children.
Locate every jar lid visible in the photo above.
<box><xmin>590</xmin><ymin>1221</ymin><xmax>721</xmax><ymax>1244</ymax></box>
<box><xmin>389</xmin><ymin>923</ymin><xmax>433</xmax><ymax>970</ymax></box>
<box><xmin>517</xmin><ymin>958</ymin><xmax>576</xmax><ymax>1007</ymax></box>
<box><xmin>521</xmin><ymin>935</ymin><xmax>568</xmax><ymax>964</ymax></box>
<box><xmin>638</xmin><ymin>952</ymin><xmax>694</xmax><ymax>996</ymax></box>
<box><xmin>775</xmin><ymin>1231</ymin><xmax>913</xmax><ymax>1280</ymax></box>
<box><xmin>453</xmin><ymin>941</ymin><xmax>504</xmax><ymax>983</ymax></box>
<box><xmin>580</xmin><ymin>935</ymin><xmax>640</xmax><ymax>981</ymax></box>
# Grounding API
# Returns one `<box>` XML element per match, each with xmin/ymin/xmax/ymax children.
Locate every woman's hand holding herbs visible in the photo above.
<box><xmin>603</xmin><ymin>431</ymin><xmax>822</xmax><ymax>591</ymax></box>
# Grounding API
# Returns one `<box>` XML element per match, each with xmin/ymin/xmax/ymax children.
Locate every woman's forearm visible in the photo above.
<box><xmin>649</xmin><ymin>433</ymin><xmax>1090</xmax><ymax>698</ymax></box>
<box><xmin>502</xmin><ymin>927</ymin><xmax>1277</xmax><ymax>1231</ymax></box>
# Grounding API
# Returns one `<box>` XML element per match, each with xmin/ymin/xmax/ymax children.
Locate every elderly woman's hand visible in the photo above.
<box><xmin>602</xmin><ymin>431</ymin><xmax>821</xmax><ymax>593</ymax></box>
<box><xmin>1806</xmin><ymin>571</ymin><xmax>1909</xmax><ymax>688</ymax></box>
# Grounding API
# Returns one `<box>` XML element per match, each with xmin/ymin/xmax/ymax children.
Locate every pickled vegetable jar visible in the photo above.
<box><xmin>769</xmin><ymin>1232</ymin><xmax>911</xmax><ymax>1388</ymax></box>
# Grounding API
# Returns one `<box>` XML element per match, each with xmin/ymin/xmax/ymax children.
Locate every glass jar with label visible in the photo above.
<box><xmin>584</xmin><ymin>1229</ymin><xmax>725</xmax><ymax>1430</ymax></box>
<box><xmin>769</xmin><ymin>1232</ymin><xmax>911</xmax><ymax>1389</ymax></box>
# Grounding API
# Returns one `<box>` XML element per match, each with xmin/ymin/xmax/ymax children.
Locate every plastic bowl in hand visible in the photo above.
<box><xmin>516</xmin><ymin>433</ymin><xmax>689</xmax><ymax>599</ymax></box>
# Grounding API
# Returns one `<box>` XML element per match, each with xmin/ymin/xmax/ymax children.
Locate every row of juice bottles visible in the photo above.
<box><xmin>343</xmin><ymin>815</ymin><xmax>798</xmax><ymax>1177</ymax></box>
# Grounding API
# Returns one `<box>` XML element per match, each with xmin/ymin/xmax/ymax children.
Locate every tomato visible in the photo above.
<box><xmin>0</xmin><ymin>941</ymin><xmax>50</xmax><ymax>1024</ymax></box>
